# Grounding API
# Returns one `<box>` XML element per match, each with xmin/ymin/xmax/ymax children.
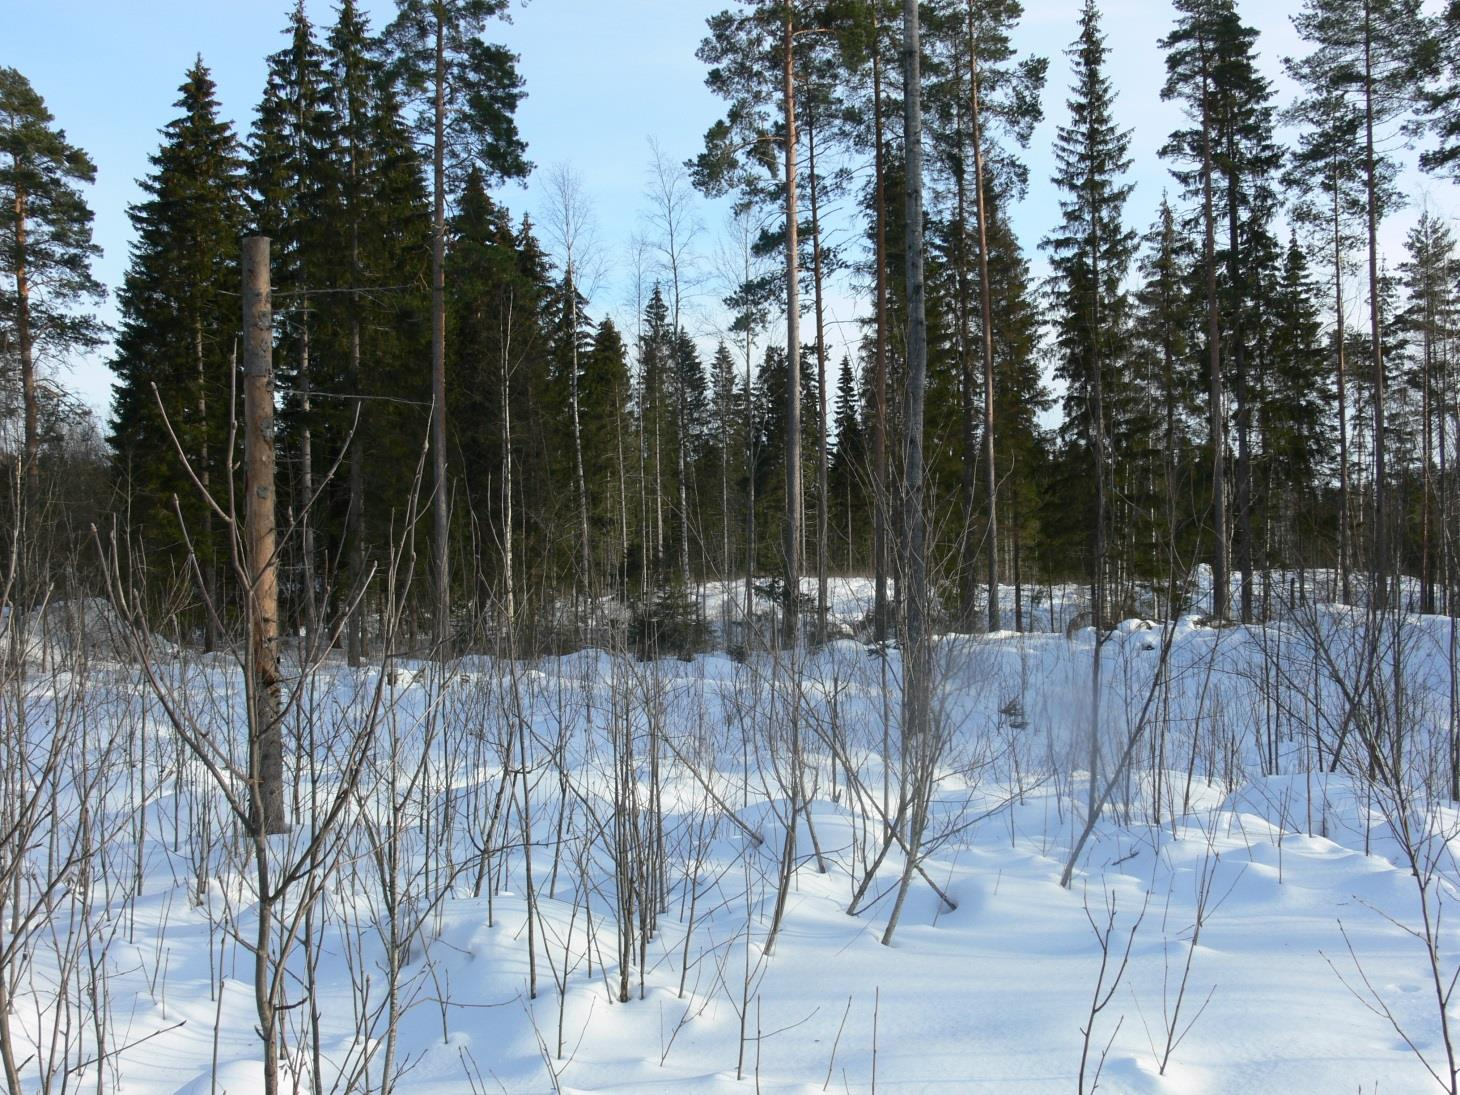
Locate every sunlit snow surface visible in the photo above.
<box><xmin>8</xmin><ymin>575</ymin><xmax>1459</xmax><ymax>1093</ymax></box>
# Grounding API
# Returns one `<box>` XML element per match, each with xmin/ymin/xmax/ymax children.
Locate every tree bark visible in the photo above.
<box><xmin>1362</xmin><ymin>0</ymin><xmax>1390</xmax><ymax>607</ymax></box>
<box><xmin>1226</xmin><ymin>133</ymin><xmax>1253</xmax><ymax>622</ymax></box>
<box><xmin>1199</xmin><ymin>60</ymin><xmax>1228</xmax><ymax>621</ymax></box>
<box><xmin>242</xmin><ymin>236</ymin><xmax>287</xmax><ymax>837</ymax></box>
<box><xmin>1332</xmin><ymin>173</ymin><xmax>1352</xmax><ymax>605</ymax></box>
<box><xmin>968</xmin><ymin>31</ymin><xmax>999</xmax><ymax>632</ymax></box>
<box><xmin>808</xmin><ymin>107</ymin><xmax>831</xmax><ymax>643</ymax></box>
<box><xmin>900</xmin><ymin>0</ymin><xmax>929</xmax><ymax>725</ymax></box>
<box><xmin>781</xmin><ymin>3</ymin><xmax>802</xmax><ymax>648</ymax></box>
<box><xmin>871</xmin><ymin>18</ymin><xmax>891</xmax><ymax>644</ymax></box>
<box><xmin>14</xmin><ymin>187</ymin><xmax>37</xmax><ymax>508</ymax></box>
<box><xmin>431</xmin><ymin>17</ymin><xmax>451</xmax><ymax>650</ymax></box>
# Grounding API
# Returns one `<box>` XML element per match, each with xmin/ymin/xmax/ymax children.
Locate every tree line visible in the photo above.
<box><xmin>5</xmin><ymin>0</ymin><xmax>1460</xmax><ymax>655</ymax></box>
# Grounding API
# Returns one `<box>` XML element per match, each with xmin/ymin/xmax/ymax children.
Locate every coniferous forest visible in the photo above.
<box><xmin>5</xmin><ymin>1</ymin><xmax>1460</xmax><ymax>1091</ymax></box>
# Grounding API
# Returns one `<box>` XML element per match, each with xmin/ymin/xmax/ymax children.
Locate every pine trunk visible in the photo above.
<box><xmin>781</xmin><ymin>4</ymin><xmax>802</xmax><ymax>649</ymax></box>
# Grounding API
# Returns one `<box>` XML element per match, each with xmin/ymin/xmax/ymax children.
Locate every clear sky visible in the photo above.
<box><xmin>6</xmin><ymin>0</ymin><xmax>1457</xmax><ymax>418</ymax></box>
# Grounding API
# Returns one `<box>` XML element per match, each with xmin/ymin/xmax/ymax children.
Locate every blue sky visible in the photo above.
<box><xmin>6</xmin><ymin>0</ymin><xmax>1457</xmax><ymax>417</ymax></box>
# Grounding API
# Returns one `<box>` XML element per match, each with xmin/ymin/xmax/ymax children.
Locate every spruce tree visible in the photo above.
<box><xmin>1043</xmin><ymin>0</ymin><xmax>1134</xmax><ymax>631</ymax></box>
<box><xmin>1263</xmin><ymin>234</ymin><xmax>1333</xmax><ymax>576</ymax></box>
<box><xmin>109</xmin><ymin>59</ymin><xmax>244</xmax><ymax>646</ymax></box>
<box><xmin>582</xmin><ymin>319</ymin><xmax>633</xmax><ymax>587</ymax></box>
<box><xmin>830</xmin><ymin>353</ymin><xmax>865</xmax><ymax>574</ymax></box>
<box><xmin>1129</xmin><ymin>197</ymin><xmax>1199</xmax><ymax>583</ymax></box>
<box><xmin>1398</xmin><ymin>211</ymin><xmax>1457</xmax><ymax>612</ymax></box>
<box><xmin>0</xmin><ymin>67</ymin><xmax>104</xmax><ymax>514</ymax></box>
<box><xmin>709</xmin><ymin>339</ymin><xmax>742</xmax><ymax>586</ymax></box>
<box><xmin>323</xmin><ymin>0</ymin><xmax>431</xmax><ymax>661</ymax></box>
<box><xmin>984</xmin><ymin>197</ymin><xmax>1048</xmax><ymax>629</ymax></box>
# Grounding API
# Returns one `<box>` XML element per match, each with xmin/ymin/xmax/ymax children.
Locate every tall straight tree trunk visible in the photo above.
<box><xmin>900</xmin><ymin>0</ymin><xmax>929</xmax><ymax>726</ymax></box>
<box><xmin>1226</xmin><ymin>138</ymin><xmax>1253</xmax><ymax>623</ymax></box>
<box><xmin>344</xmin><ymin>69</ymin><xmax>367</xmax><ymax>667</ymax></box>
<box><xmin>348</xmin><ymin>309</ymin><xmax>366</xmax><ymax>665</ymax></box>
<box><xmin>744</xmin><ymin>326</ymin><xmax>757</xmax><ymax>631</ymax></box>
<box><xmin>299</xmin><ymin>324</ymin><xmax>318</xmax><ymax>654</ymax></box>
<box><xmin>196</xmin><ymin>317</ymin><xmax>220</xmax><ymax>653</ymax></box>
<box><xmin>781</xmin><ymin>3</ymin><xmax>802</xmax><ymax>649</ymax></box>
<box><xmin>1362</xmin><ymin>1</ymin><xmax>1389</xmax><ymax>607</ymax></box>
<box><xmin>1332</xmin><ymin>175</ymin><xmax>1353</xmax><ymax>605</ymax></box>
<box><xmin>569</xmin><ymin>271</ymin><xmax>592</xmax><ymax>612</ymax></box>
<box><xmin>720</xmin><ymin>378</ymin><xmax>731</xmax><ymax>595</ymax></box>
<box><xmin>882</xmin><ymin>0</ymin><xmax>930</xmax><ymax>948</ymax></box>
<box><xmin>501</xmin><ymin>296</ymin><xmax>517</xmax><ymax>631</ymax></box>
<box><xmin>242</xmin><ymin>236</ymin><xmax>287</xmax><ymax>837</ymax></box>
<box><xmin>675</xmin><ymin>353</ymin><xmax>691</xmax><ymax>592</ymax></box>
<box><xmin>808</xmin><ymin>108</ymin><xmax>831</xmax><ymax>643</ymax></box>
<box><xmin>1422</xmin><ymin>286</ymin><xmax>1436</xmax><ymax>614</ymax></box>
<box><xmin>14</xmin><ymin>188</ymin><xmax>37</xmax><ymax>508</ymax></box>
<box><xmin>952</xmin><ymin>68</ymin><xmax>978</xmax><ymax>631</ymax></box>
<box><xmin>1089</xmin><ymin>203</ymin><xmax>1107</xmax><ymax>815</ymax></box>
<box><xmin>430</xmin><ymin>19</ymin><xmax>451</xmax><ymax>650</ymax></box>
<box><xmin>1199</xmin><ymin>64</ymin><xmax>1229</xmax><ymax>621</ymax></box>
<box><xmin>968</xmin><ymin>32</ymin><xmax>999</xmax><ymax>633</ymax></box>
<box><xmin>872</xmin><ymin>16</ymin><xmax>891</xmax><ymax>644</ymax></box>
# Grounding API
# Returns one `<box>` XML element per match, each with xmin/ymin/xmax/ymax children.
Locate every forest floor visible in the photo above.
<box><xmin>10</xmin><ymin>577</ymin><xmax>1460</xmax><ymax>1093</ymax></box>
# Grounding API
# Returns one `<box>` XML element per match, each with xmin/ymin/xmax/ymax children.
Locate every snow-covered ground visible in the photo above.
<box><xmin>6</xmin><ymin>586</ymin><xmax>1460</xmax><ymax>1092</ymax></box>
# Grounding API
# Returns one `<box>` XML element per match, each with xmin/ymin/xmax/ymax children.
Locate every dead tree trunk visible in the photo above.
<box><xmin>242</xmin><ymin>236</ymin><xmax>287</xmax><ymax>837</ymax></box>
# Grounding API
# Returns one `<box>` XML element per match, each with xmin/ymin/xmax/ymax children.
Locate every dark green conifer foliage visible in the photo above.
<box><xmin>1162</xmin><ymin>0</ymin><xmax>1282</xmax><ymax>620</ymax></box>
<box><xmin>246</xmin><ymin>1</ymin><xmax>338</xmax><ymax>640</ymax></box>
<box><xmin>1262</xmin><ymin>234</ymin><xmax>1333</xmax><ymax>571</ymax></box>
<box><xmin>321</xmin><ymin>0</ymin><xmax>431</xmax><ymax>660</ymax></box>
<box><xmin>1419</xmin><ymin>2</ymin><xmax>1459</xmax><ymax>175</ymax></box>
<box><xmin>389</xmin><ymin>0</ymin><xmax>529</xmax><ymax>641</ymax></box>
<box><xmin>582</xmin><ymin>318</ymin><xmax>633</xmax><ymax>585</ymax></box>
<box><xmin>1042</xmin><ymin>0</ymin><xmax>1134</xmax><ymax>626</ymax></box>
<box><xmin>1126</xmin><ymin>197</ymin><xmax>1200</xmax><ymax>583</ymax></box>
<box><xmin>830</xmin><ymin>353</ymin><xmax>865</xmax><ymax>573</ymax></box>
<box><xmin>109</xmin><ymin>60</ymin><xmax>244</xmax><ymax>628</ymax></box>
<box><xmin>1397</xmin><ymin>211</ymin><xmax>1457</xmax><ymax>612</ymax></box>
<box><xmin>445</xmin><ymin>175</ymin><xmax>550</xmax><ymax>618</ymax></box>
